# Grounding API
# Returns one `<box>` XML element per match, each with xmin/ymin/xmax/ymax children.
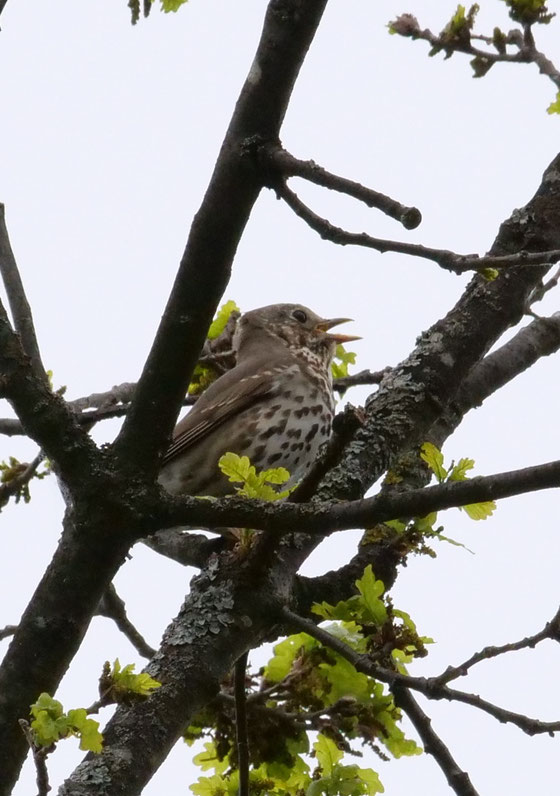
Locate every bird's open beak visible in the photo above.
<box><xmin>315</xmin><ymin>317</ymin><xmax>361</xmax><ymax>344</ymax></box>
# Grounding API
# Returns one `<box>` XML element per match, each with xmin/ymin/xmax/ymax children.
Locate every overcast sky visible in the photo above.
<box><xmin>2</xmin><ymin>1</ymin><xmax>560</xmax><ymax>794</ymax></box>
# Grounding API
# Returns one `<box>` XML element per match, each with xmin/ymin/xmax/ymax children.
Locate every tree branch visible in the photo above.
<box><xmin>112</xmin><ymin>0</ymin><xmax>329</xmax><ymax>477</ymax></box>
<box><xmin>280</xmin><ymin>609</ymin><xmax>560</xmax><ymax>737</ymax></box>
<box><xmin>234</xmin><ymin>652</ymin><xmax>250</xmax><ymax>796</ymax></box>
<box><xmin>157</xmin><ymin>457</ymin><xmax>560</xmax><ymax>537</ymax></box>
<box><xmin>434</xmin><ymin>607</ymin><xmax>560</xmax><ymax>685</ymax></box>
<box><xmin>392</xmin><ymin>687</ymin><xmax>480</xmax><ymax>796</ymax></box>
<box><xmin>0</xmin><ymin>204</ymin><xmax>46</xmax><ymax>381</ymax></box>
<box><xmin>274</xmin><ymin>179</ymin><xmax>560</xmax><ymax>274</ymax></box>
<box><xmin>264</xmin><ymin>145</ymin><xmax>422</xmax><ymax>229</ymax></box>
<box><xmin>390</xmin><ymin>14</ymin><xmax>560</xmax><ymax>91</ymax></box>
<box><xmin>96</xmin><ymin>584</ymin><xmax>156</xmax><ymax>660</ymax></box>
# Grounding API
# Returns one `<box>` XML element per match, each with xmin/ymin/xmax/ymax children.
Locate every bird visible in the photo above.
<box><xmin>158</xmin><ymin>303</ymin><xmax>359</xmax><ymax>498</ymax></box>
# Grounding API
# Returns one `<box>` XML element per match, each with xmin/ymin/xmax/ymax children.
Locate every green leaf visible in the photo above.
<box><xmin>108</xmin><ymin>659</ymin><xmax>161</xmax><ymax>698</ymax></box>
<box><xmin>160</xmin><ymin>0</ymin><xmax>190</xmax><ymax>14</ymax></box>
<box><xmin>314</xmin><ymin>734</ymin><xmax>343</xmax><ymax>776</ymax></box>
<box><xmin>355</xmin><ymin>767</ymin><xmax>385</xmax><ymax>795</ymax></box>
<box><xmin>218</xmin><ymin>452</ymin><xmax>293</xmax><ymax>501</ymax></box>
<box><xmin>449</xmin><ymin>458</ymin><xmax>475</xmax><ymax>481</ymax></box>
<box><xmin>460</xmin><ymin>501</ymin><xmax>496</xmax><ymax>520</ymax></box>
<box><xmin>31</xmin><ymin>693</ymin><xmax>64</xmax><ymax>720</ymax></box>
<box><xmin>331</xmin><ymin>343</ymin><xmax>357</xmax><ymax>379</ymax></box>
<box><xmin>264</xmin><ymin>633</ymin><xmax>316</xmax><ymax>682</ymax></box>
<box><xmin>355</xmin><ymin>565</ymin><xmax>387</xmax><ymax>625</ymax></box>
<box><xmin>436</xmin><ymin>532</ymin><xmax>475</xmax><ymax>554</ymax></box>
<box><xmin>67</xmin><ymin>709</ymin><xmax>103</xmax><ymax>753</ymax></box>
<box><xmin>193</xmin><ymin>741</ymin><xmax>229</xmax><ymax>775</ymax></box>
<box><xmin>501</xmin><ymin>0</ymin><xmax>554</xmax><ymax>26</ymax></box>
<box><xmin>420</xmin><ymin>442</ymin><xmax>447</xmax><ymax>482</ymax></box>
<box><xmin>218</xmin><ymin>452</ymin><xmax>253</xmax><ymax>483</ymax></box>
<box><xmin>319</xmin><ymin>654</ymin><xmax>371</xmax><ymax>704</ymax></box>
<box><xmin>190</xmin><ymin>773</ymin><xmax>228</xmax><ymax>796</ymax></box>
<box><xmin>414</xmin><ymin>512</ymin><xmax>437</xmax><ymax>532</ymax></box>
<box><xmin>259</xmin><ymin>466</ymin><xmax>290</xmax><ymax>485</ymax></box>
<box><xmin>547</xmin><ymin>91</ymin><xmax>560</xmax><ymax>115</ymax></box>
<box><xmin>207</xmin><ymin>300</ymin><xmax>240</xmax><ymax>340</ymax></box>
<box><xmin>477</xmin><ymin>267</ymin><xmax>499</xmax><ymax>281</ymax></box>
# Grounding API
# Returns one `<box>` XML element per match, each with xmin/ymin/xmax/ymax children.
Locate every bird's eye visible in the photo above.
<box><xmin>292</xmin><ymin>309</ymin><xmax>308</xmax><ymax>324</ymax></box>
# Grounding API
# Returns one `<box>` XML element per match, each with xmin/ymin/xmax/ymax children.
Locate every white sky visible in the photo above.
<box><xmin>1</xmin><ymin>1</ymin><xmax>560</xmax><ymax>794</ymax></box>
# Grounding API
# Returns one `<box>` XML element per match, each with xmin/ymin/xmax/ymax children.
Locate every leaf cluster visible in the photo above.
<box><xmin>98</xmin><ymin>658</ymin><xmax>161</xmax><ymax>706</ymax></box>
<box><xmin>0</xmin><ymin>456</ymin><xmax>50</xmax><ymax>510</ymax></box>
<box><xmin>188</xmin><ymin>300</ymin><xmax>240</xmax><ymax>396</ymax></box>
<box><xmin>184</xmin><ymin>567</ymin><xmax>423</xmax><ymax>795</ymax></box>
<box><xmin>30</xmin><ymin>693</ymin><xmax>102</xmax><ymax>753</ymax></box>
<box><xmin>331</xmin><ymin>344</ymin><xmax>357</xmax><ymax>380</ymax></box>
<box><xmin>218</xmin><ymin>452</ymin><xmax>294</xmax><ymax>501</ymax></box>
<box><xmin>420</xmin><ymin>441</ymin><xmax>496</xmax><ymax>520</ymax></box>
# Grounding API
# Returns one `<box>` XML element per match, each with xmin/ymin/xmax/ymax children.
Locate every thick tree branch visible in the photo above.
<box><xmin>112</xmin><ymin>0</ymin><xmax>329</xmax><ymax>476</ymax></box>
<box><xmin>155</xmin><ymin>457</ymin><xmax>560</xmax><ymax>537</ymax></box>
<box><xmin>392</xmin><ymin>687</ymin><xmax>479</xmax><ymax>796</ymax></box>
<box><xmin>264</xmin><ymin>145</ymin><xmax>422</xmax><ymax>229</ymax></box>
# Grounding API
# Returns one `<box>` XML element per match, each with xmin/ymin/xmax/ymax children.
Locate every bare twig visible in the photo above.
<box><xmin>18</xmin><ymin>719</ymin><xmax>51</xmax><ymax>796</ymax></box>
<box><xmin>234</xmin><ymin>652</ymin><xmax>250</xmax><ymax>796</ymax></box>
<box><xmin>435</xmin><ymin>606</ymin><xmax>560</xmax><ymax>685</ymax></box>
<box><xmin>275</xmin><ymin>180</ymin><xmax>560</xmax><ymax>274</ymax></box>
<box><xmin>280</xmin><ymin>608</ymin><xmax>560</xmax><ymax>737</ymax></box>
<box><xmin>96</xmin><ymin>584</ymin><xmax>156</xmax><ymax>659</ymax></box>
<box><xmin>392</xmin><ymin>687</ymin><xmax>479</xmax><ymax>796</ymax></box>
<box><xmin>333</xmin><ymin>368</ymin><xmax>389</xmax><ymax>394</ymax></box>
<box><xmin>0</xmin><ymin>205</ymin><xmax>46</xmax><ymax>381</ymax></box>
<box><xmin>265</xmin><ymin>146</ymin><xmax>422</xmax><ymax>229</ymax></box>
<box><xmin>0</xmin><ymin>369</ymin><xmax>374</xmax><ymax>437</ymax></box>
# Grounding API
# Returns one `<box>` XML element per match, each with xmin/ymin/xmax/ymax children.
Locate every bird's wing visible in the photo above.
<box><xmin>161</xmin><ymin>369</ymin><xmax>277</xmax><ymax>467</ymax></box>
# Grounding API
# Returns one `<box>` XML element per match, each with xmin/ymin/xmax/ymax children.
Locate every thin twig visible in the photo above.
<box><xmin>275</xmin><ymin>180</ymin><xmax>560</xmax><ymax>274</ymax></box>
<box><xmin>234</xmin><ymin>652</ymin><xmax>250</xmax><ymax>796</ymax></box>
<box><xmin>96</xmin><ymin>584</ymin><xmax>156</xmax><ymax>659</ymax></box>
<box><xmin>0</xmin><ymin>370</ymin><xmax>373</xmax><ymax>437</ymax></box>
<box><xmin>435</xmin><ymin>606</ymin><xmax>560</xmax><ymax>684</ymax></box>
<box><xmin>18</xmin><ymin>719</ymin><xmax>51</xmax><ymax>796</ymax></box>
<box><xmin>333</xmin><ymin>368</ymin><xmax>389</xmax><ymax>394</ymax></box>
<box><xmin>392</xmin><ymin>687</ymin><xmax>479</xmax><ymax>796</ymax></box>
<box><xmin>391</xmin><ymin>15</ymin><xmax>560</xmax><ymax>91</ymax></box>
<box><xmin>280</xmin><ymin>608</ymin><xmax>560</xmax><ymax>736</ymax></box>
<box><xmin>266</xmin><ymin>146</ymin><xmax>422</xmax><ymax>229</ymax></box>
<box><xmin>0</xmin><ymin>204</ymin><xmax>46</xmax><ymax>380</ymax></box>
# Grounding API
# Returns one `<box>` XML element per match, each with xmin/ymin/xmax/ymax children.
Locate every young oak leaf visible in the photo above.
<box><xmin>104</xmin><ymin>659</ymin><xmax>161</xmax><ymax>701</ymax></box>
<box><xmin>331</xmin><ymin>343</ymin><xmax>357</xmax><ymax>380</ymax></box>
<box><xmin>218</xmin><ymin>452</ymin><xmax>293</xmax><ymax>501</ymax></box>
<box><xmin>30</xmin><ymin>693</ymin><xmax>102</xmax><ymax>752</ymax></box>
<box><xmin>420</xmin><ymin>442</ymin><xmax>447</xmax><ymax>482</ymax></box>
<box><xmin>207</xmin><ymin>299</ymin><xmax>240</xmax><ymax>340</ymax></box>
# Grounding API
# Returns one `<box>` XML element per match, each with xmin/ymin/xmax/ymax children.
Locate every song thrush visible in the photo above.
<box><xmin>158</xmin><ymin>303</ymin><xmax>359</xmax><ymax>498</ymax></box>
